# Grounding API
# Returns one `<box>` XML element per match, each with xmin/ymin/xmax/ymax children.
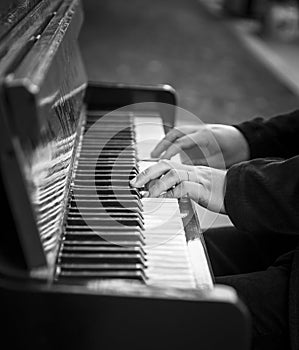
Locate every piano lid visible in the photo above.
<box><xmin>0</xmin><ymin>0</ymin><xmax>87</xmax><ymax>277</ymax></box>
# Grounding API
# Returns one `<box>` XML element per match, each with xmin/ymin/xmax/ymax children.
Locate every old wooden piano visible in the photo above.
<box><xmin>0</xmin><ymin>1</ymin><xmax>250</xmax><ymax>349</ymax></box>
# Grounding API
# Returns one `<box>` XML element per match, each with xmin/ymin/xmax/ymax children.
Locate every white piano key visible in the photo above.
<box><xmin>140</xmin><ymin>197</ymin><xmax>196</xmax><ymax>288</ymax></box>
<box><xmin>62</xmin><ymin>111</ymin><xmax>212</xmax><ymax>290</ymax></box>
<box><xmin>134</xmin><ymin>114</ymin><xmax>181</xmax><ymax>163</ymax></box>
<box><xmin>133</xmin><ymin>114</ymin><xmax>213</xmax><ymax>290</ymax></box>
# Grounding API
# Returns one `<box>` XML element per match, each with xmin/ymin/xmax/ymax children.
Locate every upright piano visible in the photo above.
<box><xmin>0</xmin><ymin>1</ymin><xmax>250</xmax><ymax>349</ymax></box>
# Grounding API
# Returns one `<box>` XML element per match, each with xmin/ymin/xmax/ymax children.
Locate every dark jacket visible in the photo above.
<box><xmin>224</xmin><ymin>109</ymin><xmax>299</xmax><ymax>350</ymax></box>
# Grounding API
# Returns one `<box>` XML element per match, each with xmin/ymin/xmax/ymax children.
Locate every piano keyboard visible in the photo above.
<box><xmin>56</xmin><ymin>111</ymin><xmax>212</xmax><ymax>289</ymax></box>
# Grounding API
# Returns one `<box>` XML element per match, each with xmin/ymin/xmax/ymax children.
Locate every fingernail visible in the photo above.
<box><xmin>130</xmin><ymin>177</ymin><xmax>137</xmax><ymax>186</ymax></box>
<box><xmin>142</xmin><ymin>191</ymin><xmax>149</xmax><ymax>198</ymax></box>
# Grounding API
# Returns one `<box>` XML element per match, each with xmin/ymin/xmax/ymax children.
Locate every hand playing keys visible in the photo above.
<box><xmin>130</xmin><ymin>160</ymin><xmax>227</xmax><ymax>214</ymax></box>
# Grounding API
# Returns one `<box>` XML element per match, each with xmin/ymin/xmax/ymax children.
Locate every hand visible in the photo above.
<box><xmin>130</xmin><ymin>160</ymin><xmax>227</xmax><ymax>214</ymax></box>
<box><xmin>151</xmin><ymin>124</ymin><xmax>249</xmax><ymax>169</ymax></box>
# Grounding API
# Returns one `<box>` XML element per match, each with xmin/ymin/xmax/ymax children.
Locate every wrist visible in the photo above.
<box><xmin>229</xmin><ymin>126</ymin><xmax>250</xmax><ymax>165</ymax></box>
<box><xmin>210</xmin><ymin>124</ymin><xmax>250</xmax><ymax>167</ymax></box>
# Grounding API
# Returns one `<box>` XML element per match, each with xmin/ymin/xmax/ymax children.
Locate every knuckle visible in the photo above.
<box><xmin>159</xmin><ymin>159</ymin><xmax>170</xmax><ymax>167</ymax></box>
<box><xmin>158</xmin><ymin>178</ymin><xmax>168</xmax><ymax>192</ymax></box>
<box><xmin>173</xmin><ymin>139</ymin><xmax>183</xmax><ymax>147</ymax></box>
<box><xmin>168</xmin><ymin>169</ymin><xmax>177</xmax><ymax>179</ymax></box>
<box><xmin>181</xmin><ymin>181</ymin><xmax>189</xmax><ymax>196</ymax></box>
<box><xmin>142</xmin><ymin>168</ymin><xmax>150</xmax><ymax>176</ymax></box>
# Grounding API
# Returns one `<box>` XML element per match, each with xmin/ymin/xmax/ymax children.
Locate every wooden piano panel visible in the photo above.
<box><xmin>1</xmin><ymin>0</ymin><xmax>87</xmax><ymax>273</ymax></box>
<box><xmin>0</xmin><ymin>0</ymin><xmax>41</xmax><ymax>41</ymax></box>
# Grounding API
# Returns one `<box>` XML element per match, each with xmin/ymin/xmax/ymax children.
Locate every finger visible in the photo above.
<box><xmin>141</xmin><ymin>179</ymin><xmax>159</xmax><ymax>198</ymax></box>
<box><xmin>147</xmin><ymin>179</ymin><xmax>159</xmax><ymax>191</ymax></box>
<box><xmin>130</xmin><ymin>160</ymin><xmax>171</xmax><ymax>188</ymax></box>
<box><xmin>161</xmin><ymin>134</ymin><xmax>196</xmax><ymax>159</ymax></box>
<box><xmin>150</xmin><ymin>128</ymin><xmax>184</xmax><ymax>158</ymax></box>
<box><xmin>165</xmin><ymin>181</ymin><xmax>203</xmax><ymax>202</ymax></box>
<box><xmin>149</xmin><ymin>169</ymin><xmax>189</xmax><ymax>197</ymax></box>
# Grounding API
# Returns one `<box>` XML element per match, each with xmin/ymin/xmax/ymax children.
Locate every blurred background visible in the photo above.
<box><xmin>79</xmin><ymin>0</ymin><xmax>299</xmax><ymax>125</ymax></box>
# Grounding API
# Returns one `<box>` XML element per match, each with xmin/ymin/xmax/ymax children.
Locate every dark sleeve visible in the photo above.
<box><xmin>224</xmin><ymin>156</ymin><xmax>299</xmax><ymax>234</ymax></box>
<box><xmin>233</xmin><ymin>109</ymin><xmax>299</xmax><ymax>159</ymax></box>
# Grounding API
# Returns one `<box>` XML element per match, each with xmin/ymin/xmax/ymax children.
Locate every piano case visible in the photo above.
<box><xmin>0</xmin><ymin>1</ymin><xmax>250</xmax><ymax>349</ymax></box>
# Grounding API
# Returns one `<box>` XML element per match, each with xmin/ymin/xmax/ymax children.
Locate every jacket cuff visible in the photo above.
<box><xmin>224</xmin><ymin>163</ymin><xmax>246</xmax><ymax>231</ymax></box>
<box><xmin>233</xmin><ymin>118</ymin><xmax>266</xmax><ymax>159</ymax></box>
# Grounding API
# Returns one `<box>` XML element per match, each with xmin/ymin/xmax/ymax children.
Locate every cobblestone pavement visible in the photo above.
<box><xmin>79</xmin><ymin>0</ymin><xmax>299</xmax><ymax>124</ymax></box>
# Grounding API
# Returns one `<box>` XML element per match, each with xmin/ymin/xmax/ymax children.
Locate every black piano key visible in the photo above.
<box><xmin>82</xmin><ymin>138</ymin><xmax>133</xmax><ymax>144</ymax></box>
<box><xmin>59</xmin><ymin>249</ymin><xmax>146</xmax><ymax>264</ymax></box>
<box><xmin>78</xmin><ymin>157</ymin><xmax>128</xmax><ymax>162</ymax></box>
<box><xmin>59</xmin><ymin>253</ymin><xmax>146</xmax><ymax>265</ymax></box>
<box><xmin>71</xmin><ymin>194</ymin><xmax>140</xmax><ymax>200</ymax></box>
<box><xmin>65</xmin><ymin>225</ymin><xmax>143</xmax><ymax>232</ymax></box>
<box><xmin>66</xmin><ymin>228</ymin><xmax>144</xmax><ymax>238</ymax></box>
<box><xmin>61</xmin><ymin>244</ymin><xmax>145</xmax><ymax>255</ymax></box>
<box><xmin>86</xmin><ymin>122</ymin><xmax>132</xmax><ymax>126</ymax></box>
<box><xmin>75</xmin><ymin>170</ymin><xmax>138</xmax><ymax>177</ymax></box>
<box><xmin>68</xmin><ymin>207</ymin><xmax>141</xmax><ymax>215</ymax></box>
<box><xmin>77</xmin><ymin>163</ymin><xmax>138</xmax><ymax>170</ymax></box>
<box><xmin>84</xmin><ymin>123</ymin><xmax>133</xmax><ymax>128</ymax></box>
<box><xmin>82</xmin><ymin>137</ymin><xmax>134</xmax><ymax>143</ymax></box>
<box><xmin>55</xmin><ymin>111</ymin><xmax>151</xmax><ymax>284</ymax></box>
<box><xmin>85</xmin><ymin>120</ymin><xmax>133</xmax><ymax>125</ymax></box>
<box><xmin>60</xmin><ymin>263</ymin><xmax>145</xmax><ymax>271</ymax></box>
<box><xmin>78</xmin><ymin>162</ymin><xmax>137</xmax><ymax>168</ymax></box>
<box><xmin>67</xmin><ymin>212</ymin><xmax>144</xmax><ymax>223</ymax></box>
<box><xmin>73</xmin><ymin>180</ymin><xmax>133</xmax><ymax>187</ymax></box>
<box><xmin>57</xmin><ymin>270</ymin><xmax>146</xmax><ymax>282</ymax></box>
<box><xmin>86</xmin><ymin>115</ymin><xmax>132</xmax><ymax>120</ymax></box>
<box><xmin>74</xmin><ymin>174</ymin><xmax>134</xmax><ymax>180</ymax></box>
<box><xmin>72</xmin><ymin>186</ymin><xmax>141</xmax><ymax>198</ymax></box>
<box><xmin>79</xmin><ymin>156</ymin><xmax>135</xmax><ymax>162</ymax></box>
<box><xmin>71</xmin><ymin>192</ymin><xmax>139</xmax><ymax>199</ymax></box>
<box><xmin>79</xmin><ymin>153</ymin><xmax>134</xmax><ymax>159</ymax></box>
<box><xmin>62</xmin><ymin>240</ymin><xmax>144</xmax><ymax>249</ymax></box>
<box><xmin>85</xmin><ymin>127</ymin><xmax>133</xmax><ymax>132</ymax></box>
<box><xmin>65</xmin><ymin>230</ymin><xmax>145</xmax><ymax>242</ymax></box>
<box><xmin>82</xmin><ymin>142</ymin><xmax>134</xmax><ymax>147</ymax></box>
<box><xmin>78</xmin><ymin>159</ymin><xmax>135</xmax><ymax>165</ymax></box>
<box><xmin>70</xmin><ymin>199</ymin><xmax>142</xmax><ymax>210</ymax></box>
<box><xmin>62</xmin><ymin>244</ymin><xmax>146</xmax><ymax>257</ymax></box>
<box><xmin>66</xmin><ymin>217</ymin><xmax>144</xmax><ymax>229</ymax></box>
<box><xmin>67</xmin><ymin>207</ymin><xmax>143</xmax><ymax>215</ymax></box>
<box><xmin>83</xmin><ymin>135</ymin><xmax>134</xmax><ymax>140</ymax></box>
<box><xmin>81</xmin><ymin>148</ymin><xmax>135</xmax><ymax>154</ymax></box>
<box><xmin>78</xmin><ymin>158</ymin><xmax>136</xmax><ymax>163</ymax></box>
<box><xmin>68</xmin><ymin>206</ymin><xmax>142</xmax><ymax>215</ymax></box>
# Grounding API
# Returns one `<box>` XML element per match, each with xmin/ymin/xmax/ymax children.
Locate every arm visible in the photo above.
<box><xmin>235</xmin><ymin>109</ymin><xmax>299</xmax><ymax>159</ymax></box>
<box><xmin>130</xmin><ymin>156</ymin><xmax>299</xmax><ymax>235</ymax></box>
<box><xmin>150</xmin><ymin>109</ymin><xmax>299</xmax><ymax>168</ymax></box>
<box><xmin>225</xmin><ymin>156</ymin><xmax>299</xmax><ymax>234</ymax></box>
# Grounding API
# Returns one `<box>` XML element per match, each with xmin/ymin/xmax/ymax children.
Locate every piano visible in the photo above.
<box><xmin>0</xmin><ymin>1</ymin><xmax>250</xmax><ymax>349</ymax></box>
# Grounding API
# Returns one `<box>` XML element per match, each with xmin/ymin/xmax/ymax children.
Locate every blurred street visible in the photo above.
<box><xmin>79</xmin><ymin>0</ymin><xmax>299</xmax><ymax>125</ymax></box>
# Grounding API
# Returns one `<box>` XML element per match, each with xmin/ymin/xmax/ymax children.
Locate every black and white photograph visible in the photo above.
<box><xmin>0</xmin><ymin>1</ymin><xmax>298</xmax><ymax>349</ymax></box>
